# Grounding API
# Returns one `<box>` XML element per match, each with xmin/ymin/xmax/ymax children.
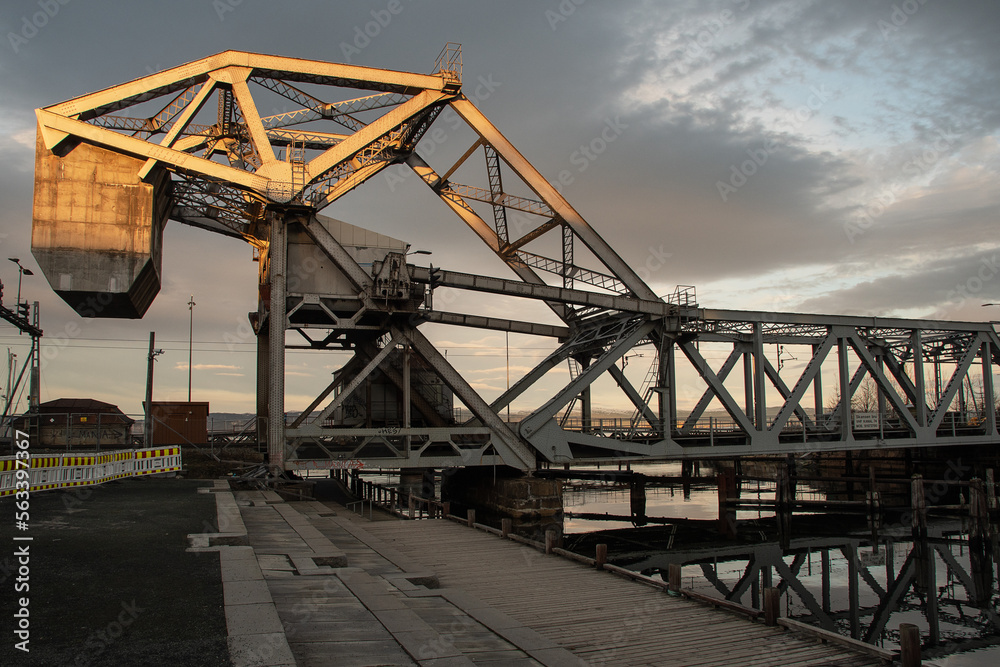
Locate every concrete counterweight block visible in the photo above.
<box><xmin>31</xmin><ymin>129</ymin><xmax>170</xmax><ymax>318</ymax></box>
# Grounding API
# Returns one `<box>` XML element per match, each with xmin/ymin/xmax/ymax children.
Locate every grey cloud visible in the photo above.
<box><xmin>3</xmin><ymin>0</ymin><xmax>1000</xmax><ymax>411</ymax></box>
<box><xmin>794</xmin><ymin>246</ymin><xmax>1000</xmax><ymax>317</ymax></box>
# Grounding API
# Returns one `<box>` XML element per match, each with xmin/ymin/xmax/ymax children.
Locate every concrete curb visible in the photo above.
<box><xmin>189</xmin><ymin>480</ymin><xmax>297</xmax><ymax>667</ymax></box>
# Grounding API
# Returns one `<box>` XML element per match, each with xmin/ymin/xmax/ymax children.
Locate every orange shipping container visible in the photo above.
<box><xmin>147</xmin><ymin>402</ymin><xmax>209</xmax><ymax>446</ymax></box>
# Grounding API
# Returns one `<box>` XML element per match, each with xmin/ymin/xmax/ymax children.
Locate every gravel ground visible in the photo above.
<box><xmin>0</xmin><ymin>477</ymin><xmax>231</xmax><ymax>667</ymax></box>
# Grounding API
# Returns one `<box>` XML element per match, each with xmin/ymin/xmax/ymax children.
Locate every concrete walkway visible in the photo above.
<box><xmin>228</xmin><ymin>487</ymin><xmax>569</xmax><ymax>666</ymax></box>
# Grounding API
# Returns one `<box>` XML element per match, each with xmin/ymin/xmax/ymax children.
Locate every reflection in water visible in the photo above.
<box><xmin>639</xmin><ymin>525</ymin><xmax>998</xmax><ymax>655</ymax></box>
<box><xmin>562</xmin><ymin>472</ymin><xmax>786</xmax><ymax>530</ymax></box>
<box><xmin>559</xmin><ymin>462</ymin><xmax>1000</xmax><ymax>662</ymax></box>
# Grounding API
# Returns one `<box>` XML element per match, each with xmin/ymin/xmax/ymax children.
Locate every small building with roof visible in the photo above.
<box><xmin>18</xmin><ymin>398</ymin><xmax>135</xmax><ymax>449</ymax></box>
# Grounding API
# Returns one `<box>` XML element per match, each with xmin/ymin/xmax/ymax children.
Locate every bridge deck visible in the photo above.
<box><xmin>234</xmin><ymin>487</ymin><xmax>886</xmax><ymax>667</ymax></box>
<box><xmin>361</xmin><ymin>519</ymin><xmax>884</xmax><ymax>666</ymax></box>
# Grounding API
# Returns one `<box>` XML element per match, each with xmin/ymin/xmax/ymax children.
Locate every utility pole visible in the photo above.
<box><xmin>29</xmin><ymin>301</ymin><xmax>40</xmax><ymax>411</ymax></box>
<box><xmin>7</xmin><ymin>354</ymin><xmax>15</xmax><ymax>413</ymax></box>
<box><xmin>145</xmin><ymin>332</ymin><xmax>164</xmax><ymax>449</ymax></box>
<box><xmin>506</xmin><ymin>331</ymin><xmax>510</xmax><ymax>422</ymax></box>
<box><xmin>188</xmin><ymin>295</ymin><xmax>195</xmax><ymax>402</ymax></box>
<box><xmin>1</xmin><ymin>351</ymin><xmax>10</xmax><ymax>443</ymax></box>
<box><xmin>5</xmin><ymin>350</ymin><xmax>12</xmax><ymax>409</ymax></box>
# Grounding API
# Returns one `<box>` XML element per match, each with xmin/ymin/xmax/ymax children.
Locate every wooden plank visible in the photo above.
<box><xmin>362</xmin><ymin>519</ymin><xmax>881</xmax><ymax>666</ymax></box>
<box><xmin>779</xmin><ymin>617</ymin><xmax>897</xmax><ymax>660</ymax></box>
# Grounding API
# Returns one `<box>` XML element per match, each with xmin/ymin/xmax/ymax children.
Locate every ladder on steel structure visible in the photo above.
<box><xmin>627</xmin><ymin>350</ymin><xmax>660</xmax><ymax>438</ymax></box>
<box><xmin>289</xmin><ymin>139</ymin><xmax>307</xmax><ymax>204</ymax></box>
<box><xmin>559</xmin><ymin>358</ymin><xmax>583</xmax><ymax>428</ymax></box>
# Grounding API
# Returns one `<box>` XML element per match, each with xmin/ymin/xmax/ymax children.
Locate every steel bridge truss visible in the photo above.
<box><xmin>34</xmin><ymin>47</ymin><xmax>1000</xmax><ymax>472</ymax></box>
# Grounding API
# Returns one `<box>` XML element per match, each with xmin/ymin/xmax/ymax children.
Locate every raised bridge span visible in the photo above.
<box><xmin>29</xmin><ymin>46</ymin><xmax>1000</xmax><ymax>472</ymax></box>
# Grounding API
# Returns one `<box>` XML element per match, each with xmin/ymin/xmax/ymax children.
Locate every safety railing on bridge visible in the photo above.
<box><xmin>333</xmin><ymin>468</ymin><xmax>446</xmax><ymax>520</ymax></box>
<box><xmin>665</xmin><ymin>285</ymin><xmax>697</xmax><ymax>307</ymax></box>
<box><xmin>558</xmin><ymin>408</ymin><xmax>993</xmax><ymax>445</ymax></box>
<box><xmin>208</xmin><ymin>416</ymin><xmax>259</xmax><ymax>452</ymax></box>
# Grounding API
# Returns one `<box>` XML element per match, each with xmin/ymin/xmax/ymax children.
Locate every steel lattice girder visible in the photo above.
<box><xmin>35</xmin><ymin>51</ymin><xmax>460</xmax><ymax>247</ymax></box>
<box><xmin>32</xmin><ymin>49</ymin><xmax>1000</xmax><ymax>471</ymax></box>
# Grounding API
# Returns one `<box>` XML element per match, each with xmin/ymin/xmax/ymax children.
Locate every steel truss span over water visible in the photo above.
<box><xmin>31</xmin><ymin>47</ymin><xmax>1000</xmax><ymax>472</ymax></box>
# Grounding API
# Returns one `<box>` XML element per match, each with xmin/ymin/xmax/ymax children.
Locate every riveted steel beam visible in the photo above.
<box><xmin>409</xmin><ymin>264</ymin><xmax>675</xmax><ymax>316</ymax></box>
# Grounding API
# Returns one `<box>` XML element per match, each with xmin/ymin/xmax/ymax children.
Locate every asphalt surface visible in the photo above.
<box><xmin>0</xmin><ymin>477</ymin><xmax>231</xmax><ymax>667</ymax></box>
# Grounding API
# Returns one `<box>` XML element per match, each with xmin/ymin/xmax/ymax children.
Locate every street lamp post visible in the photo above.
<box><xmin>188</xmin><ymin>295</ymin><xmax>195</xmax><ymax>402</ymax></box>
<box><xmin>145</xmin><ymin>332</ymin><xmax>165</xmax><ymax>449</ymax></box>
<box><xmin>7</xmin><ymin>258</ymin><xmax>33</xmax><ymax>307</ymax></box>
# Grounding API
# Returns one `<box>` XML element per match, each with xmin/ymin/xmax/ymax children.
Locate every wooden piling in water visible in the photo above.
<box><xmin>775</xmin><ymin>466</ymin><xmax>789</xmax><ymax>510</ymax></box>
<box><xmin>667</xmin><ymin>563</ymin><xmax>681</xmax><ymax>594</ymax></box>
<box><xmin>595</xmin><ymin>543</ymin><xmax>607</xmax><ymax>569</ymax></box>
<box><xmin>764</xmin><ymin>587</ymin><xmax>780</xmax><ymax>626</ymax></box>
<box><xmin>717</xmin><ymin>470</ymin><xmax>737</xmax><ymax>538</ymax></box>
<box><xmin>467</xmin><ymin>509</ymin><xmax>475</xmax><ymax>527</ymax></box>
<box><xmin>899</xmin><ymin>623</ymin><xmax>921</xmax><ymax>666</ymax></box>
<box><xmin>786</xmin><ymin>453</ymin><xmax>797</xmax><ymax>499</ymax></box>
<box><xmin>545</xmin><ymin>529</ymin><xmax>557</xmax><ymax>554</ymax></box>
<box><xmin>911</xmin><ymin>474</ymin><xmax>926</xmax><ymax>536</ymax></box>
<box><xmin>629</xmin><ymin>473</ymin><xmax>647</xmax><ymax>521</ymax></box>
<box><xmin>970</xmin><ymin>478</ymin><xmax>987</xmax><ymax>538</ymax></box>
<box><xmin>501</xmin><ymin>518</ymin><xmax>511</xmax><ymax>538</ymax></box>
<box><xmin>986</xmin><ymin>469</ymin><xmax>997</xmax><ymax>511</ymax></box>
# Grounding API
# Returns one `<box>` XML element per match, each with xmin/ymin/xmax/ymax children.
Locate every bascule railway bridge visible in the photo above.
<box><xmin>28</xmin><ymin>46</ymin><xmax>1000</xmax><ymax>475</ymax></box>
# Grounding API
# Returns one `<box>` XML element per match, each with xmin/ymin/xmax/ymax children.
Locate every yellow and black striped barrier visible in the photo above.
<box><xmin>0</xmin><ymin>447</ymin><xmax>182</xmax><ymax>497</ymax></box>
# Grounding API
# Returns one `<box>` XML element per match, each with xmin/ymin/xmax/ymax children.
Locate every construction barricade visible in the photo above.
<box><xmin>0</xmin><ymin>447</ymin><xmax>182</xmax><ymax>497</ymax></box>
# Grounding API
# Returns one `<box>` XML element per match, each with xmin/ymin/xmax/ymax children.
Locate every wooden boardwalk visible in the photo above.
<box><xmin>363</xmin><ymin>519</ymin><xmax>885</xmax><ymax>667</ymax></box>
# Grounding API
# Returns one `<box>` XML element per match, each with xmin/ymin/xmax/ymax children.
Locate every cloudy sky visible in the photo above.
<box><xmin>1</xmin><ymin>0</ymin><xmax>998</xmax><ymax>417</ymax></box>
